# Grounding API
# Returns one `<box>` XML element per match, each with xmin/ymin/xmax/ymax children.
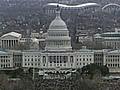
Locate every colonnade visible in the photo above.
<box><xmin>48</xmin><ymin>56</ymin><xmax>68</xmax><ymax>63</ymax></box>
<box><xmin>1</xmin><ymin>40</ymin><xmax>19</xmax><ymax>49</ymax></box>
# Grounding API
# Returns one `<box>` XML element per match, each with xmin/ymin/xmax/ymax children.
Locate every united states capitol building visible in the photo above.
<box><xmin>0</xmin><ymin>7</ymin><xmax>120</xmax><ymax>75</ymax></box>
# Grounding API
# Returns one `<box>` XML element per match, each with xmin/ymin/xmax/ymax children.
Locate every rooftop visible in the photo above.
<box><xmin>108</xmin><ymin>49</ymin><xmax>120</xmax><ymax>54</ymax></box>
<box><xmin>0</xmin><ymin>50</ymin><xmax>8</xmax><ymax>54</ymax></box>
<box><xmin>1</xmin><ymin>32</ymin><xmax>22</xmax><ymax>38</ymax></box>
<box><xmin>79</xmin><ymin>49</ymin><xmax>92</xmax><ymax>52</ymax></box>
<box><xmin>46</xmin><ymin>3</ymin><xmax>101</xmax><ymax>8</ymax></box>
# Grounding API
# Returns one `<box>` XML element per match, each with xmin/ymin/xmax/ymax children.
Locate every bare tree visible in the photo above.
<box><xmin>0</xmin><ymin>72</ymin><xmax>13</xmax><ymax>90</ymax></box>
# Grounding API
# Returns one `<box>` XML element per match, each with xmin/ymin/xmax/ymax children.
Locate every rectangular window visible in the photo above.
<box><xmin>43</xmin><ymin>64</ymin><xmax>45</xmax><ymax>66</ymax></box>
<box><xmin>70</xmin><ymin>56</ymin><xmax>73</xmax><ymax>63</ymax></box>
<box><xmin>31</xmin><ymin>58</ymin><xmax>33</xmax><ymax>61</ymax></box>
<box><xmin>90</xmin><ymin>58</ymin><xmax>91</xmax><ymax>61</ymax></box>
<box><xmin>49</xmin><ymin>56</ymin><xmax>52</xmax><ymax>63</ymax></box>
<box><xmin>63</xmin><ymin>56</ymin><xmax>67</xmax><ymax>63</ymax></box>
<box><xmin>87</xmin><ymin>58</ymin><xmax>88</xmax><ymax>61</ymax></box>
<box><xmin>83</xmin><ymin>58</ymin><xmax>85</xmax><ymax>61</ymax></box>
<box><xmin>43</xmin><ymin>56</ymin><xmax>46</xmax><ymax>63</ymax></box>
<box><xmin>57</xmin><ymin>56</ymin><xmax>59</xmax><ymax>63</ymax></box>
<box><xmin>80</xmin><ymin>58</ymin><xmax>81</xmax><ymax>61</ymax></box>
<box><xmin>60</xmin><ymin>56</ymin><xmax>62</xmax><ymax>63</ymax></box>
<box><xmin>77</xmin><ymin>59</ymin><xmax>78</xmax><ymax>61</ymax></box>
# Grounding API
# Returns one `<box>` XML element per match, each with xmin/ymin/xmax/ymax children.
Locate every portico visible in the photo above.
<box><xmin>0</xmin><ymin>32</ymin><xmax>22</xmax><ymax>49</ymax></box>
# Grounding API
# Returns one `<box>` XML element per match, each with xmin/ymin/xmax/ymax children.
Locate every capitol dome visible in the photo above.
<box><xmin>49</xmin><ymin>11</ymin><xmax>67</xmax><ymax>30</ymax></box>
<box><xmin>45</xmin><ymin>7</ymin><xmax>72</xmax><ymax>51</ymax></box>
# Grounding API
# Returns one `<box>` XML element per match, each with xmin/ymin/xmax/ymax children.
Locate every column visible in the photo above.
<box><xmin>9</xmin><ymin>40</ymin><xmax>11</xmax><ymax>49</ymax></box>
<box><xmin>12</xmin><ymin>40</ymin><xmax>14</xmax><ymax>49</ymax></box>
<box><xmin>13</xmin><ymin>40</ymin><xmax>15</xmax><ymax>49</ymax></box>
<box><xmin>16</xmin><ymin>40</ymin><xmax>18</xmax><ymax>49</ymax></box>
<box><xmin>15</xmin><ymin>40</ymin><xmax>17</xmax><ymax>49</ymax></box>
<box><xmin>59</xmin><ymin>56</ymin><xmax>60</xmax><ymax>64</ymax></box>
<box><xmin>9</xmin><ymin>40</ymin><xmax>12</xmax><ymax>49</ymax></box>
<box><xmin>11</xmin><ymin>40</ymin><xmax>12</xmax><ymax>49</ymax></box>
<box><xmin>62</xmin><ymin>40</ymin><xmax>65</xmax><ymax>46</ymax></box>
<box><xmin>3</xmin><ymin>40</ymin><xmax>4</xmax><ymax>49</ymax></box>
<box><xmin>14</xmin><ymin>40</ymin><xmax>16</xmax><ymax>49</ymax></box>
<box><xmin>68</xmin><ymin>56</ymin><xmax>70</xmax><ymax>68</ymax></box>
<box><xmin>5</xmin><ymin>40</ymin><xmax>6</xmax><ymax>49</ymax></box>
<box><xmin>46</xmin><ymin>55</ymin><xmax>48</xmax><ymax>68</ymax></box>
<box><xmin>56</xmin><ymin>56</ymin><xmax>57</xmax><ymax>64</ymax></box>
<box><xmin>6</xmin><ymin>40</ymin><xmax>8</xmax><ymax>49</ymax></box>
<box><xmin>5</xmin><ymin>40</ymin><xmax>7</xmax><ymax>49</ymax></box>
<box><xmin>8</xmin><ymin>40</ymin><xmax>9</xmax><ymax>49</ymax></box>
<box><xmin>1</xmin><ymin>40</ymin><xmax>3</xmax><ymax>49</ymax></box>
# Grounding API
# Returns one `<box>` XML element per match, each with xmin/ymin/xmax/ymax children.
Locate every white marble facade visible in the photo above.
<box><xmin>0</xmin><ymin>32</ymin><xmax>22</xmax><ymax>49</ymax></box>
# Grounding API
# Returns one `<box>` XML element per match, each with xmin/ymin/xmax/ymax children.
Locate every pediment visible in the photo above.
<box><xmin>1</xmin><ymin>35</ymin><xmax>19</xmax><ymax>40</ymax></box>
